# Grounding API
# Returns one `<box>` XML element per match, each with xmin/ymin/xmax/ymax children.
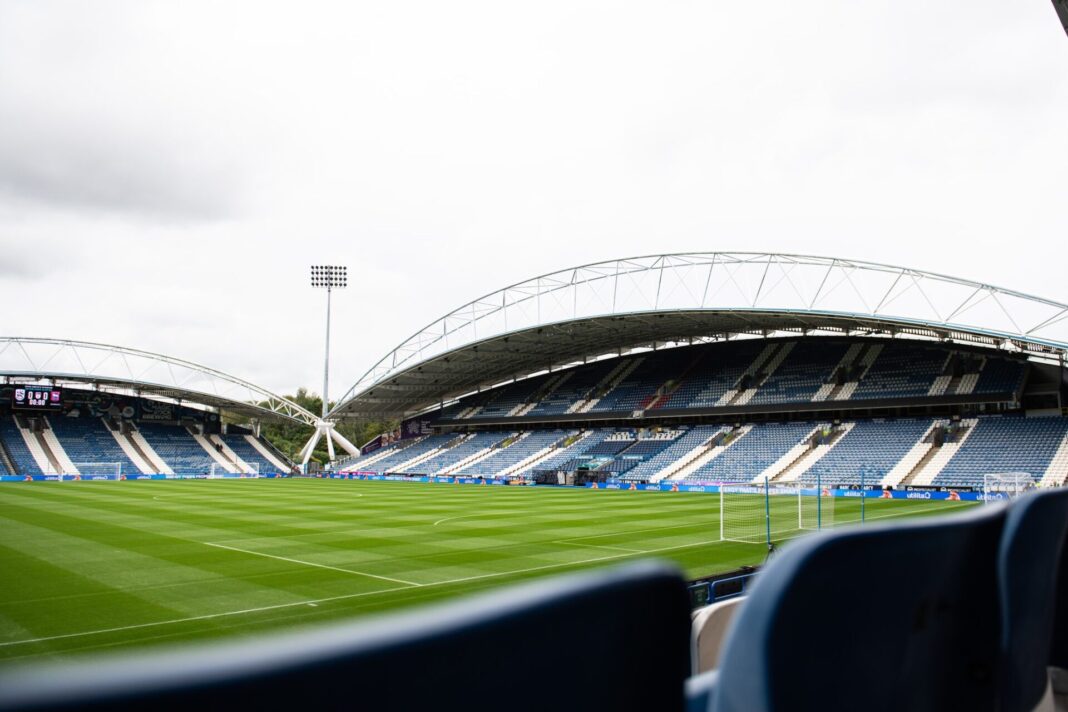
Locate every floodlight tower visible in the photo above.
<box><xmin>299</xmin><ymin>265</ymin><xmax>360</xmax><ymax>469</ymax></box>
<box><xmin>311</xmin><ymin>265</ymin><xmax>347</xmax><ymax>420</ymax></box>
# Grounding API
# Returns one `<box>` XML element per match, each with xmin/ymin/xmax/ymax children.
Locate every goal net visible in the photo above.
<box><xmin>720</xmin><ymin>479</ymin><xmax>834</xmax><ymax>545</ymax></box>
<box><xmin>209</xmin><ymin>462</ymin><xmax>260</xmax><ymax>478</ymax></box>
<box><xmin>982</xmin><ymin>472</ymin><xmax>1034</xmax><ymax>503</ymax></box>
<box><xmin>41</xmin><ymin>462</ymin><xmax>123</xmax><ymax>477</ymax></box>
<box><xmin>73</xmin><ymin>462</ymin><xmax>123</xmax><ymax>477</ymax></box>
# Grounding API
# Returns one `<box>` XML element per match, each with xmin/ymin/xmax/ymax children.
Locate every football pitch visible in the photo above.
<box><xmin>0</xmin><ymin>478</ymin><xmax>976</xmax><ymax>662</ymax></box>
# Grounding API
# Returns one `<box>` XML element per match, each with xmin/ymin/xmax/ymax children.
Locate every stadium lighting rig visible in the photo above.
<box><xmin>311</xmin><ymin>265</ymin><xmax>347</xmax><ymax>420</ymax></box>
<box><xmin>298</xmin><ymin>265</ymin><xmax>360</xmax><ymax>469</ymax></box>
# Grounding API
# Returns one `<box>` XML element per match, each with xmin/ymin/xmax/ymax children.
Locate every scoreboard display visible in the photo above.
<box><xmin>12</xmin><ymin>386</ymin><xmax>63</xmax><ymax>410</ymax></box>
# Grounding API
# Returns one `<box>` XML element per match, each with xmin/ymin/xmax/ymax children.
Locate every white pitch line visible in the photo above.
<box><xmin>432</xmin><ymin>514</ymin><xmax>483</xmax><ymax>526</ymax></box>
<box><xmin>204</xmin><ymin>542</ymin><xmax>419</xmax><ymax>587</ymax></box>
<box><xmin>551</xmin><ymin>539</ymin><xmax>644</xmax><ymax>554</ymax></box>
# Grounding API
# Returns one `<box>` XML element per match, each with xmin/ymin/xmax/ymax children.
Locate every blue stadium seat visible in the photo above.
<box><xmin>1053</xmin><ymin>507</ymin><xmax>1068</xmax><ymax>707</ymax></box>
<box><xmin>710</xmin><ymin>505</ymin><xmax>1005</xmax><ymax>712</ymax></box>
<box><xmin>0</xmin><ymin>416</ymin><xmax>43</xmax><ymax>475</ymax></box>
<box><xmin>0</xmin><ymin>562</ymin><xmax>692</xmax><ymax>712</ymax></box>
<box><xmin>218</xmin><ymin>434</ymin><xmax>285</xmax><ymax>474</ymax></box>
<box><xmin>933</xmin><ymin>416</ymin><xmax>1068</xmax><ymax>489</ymax></box>
<box><xmin>997</xmin><ymin>489</ymin><xmax>1068</xmax><ymax>712</ymax></box>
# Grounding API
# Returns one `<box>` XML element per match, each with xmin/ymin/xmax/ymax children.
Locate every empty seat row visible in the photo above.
<box><xmin>429</xmin><ymin>339</ymin><xmax>1029</xmax><ymax>418</ymax></box>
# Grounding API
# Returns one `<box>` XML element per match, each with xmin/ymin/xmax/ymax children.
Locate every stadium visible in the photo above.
<box><xmin>2</xmin><ymin>0</ymin><xmax>1068</xmax><ymax>708</ymax></box>
<box><xmin>1</xmin><ymin>251</ymin><xmax>1067</xmax><ymax>711</ymax></box>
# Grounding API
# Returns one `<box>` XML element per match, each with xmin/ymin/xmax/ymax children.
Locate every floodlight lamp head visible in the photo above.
<box><xmin>310</xmin><ymin>264</ymin><xmax>348</xmax><ymax>289</ymax></box>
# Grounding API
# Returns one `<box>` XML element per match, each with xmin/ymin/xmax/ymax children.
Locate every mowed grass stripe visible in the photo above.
<box><xmin>0</xmin><ymin>495</ymin><xmax>397</xmax><ymax>634</ymax></box>
<box><xmin>0</xmin><ymin>479</ymin><xmax>972</xmax><ymax>661</ymax></box>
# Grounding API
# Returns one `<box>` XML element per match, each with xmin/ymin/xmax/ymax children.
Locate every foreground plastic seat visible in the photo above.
<box><xmin>0</xmin><ymin>562</ymin><xmax>691</xmax><ymax>712</ymax></box>
<box><xmin>711</xmin><ymin>505</ymin><xmax>1006</xmax><ymax>712</ymax></box>
<box><xmin>1055</xmin><ymin>498</ymin><xmax>1068</xmax><ymax>705</ymax></box>
<box><xmin>692</xmin><ymin>598</ymin><xmax>745</xmax><ymax>674</ymax></box>
<box><xmin>999</xmin><ymin>489</ymin><xmax>1068</xmax><ymax>712</ymax></box>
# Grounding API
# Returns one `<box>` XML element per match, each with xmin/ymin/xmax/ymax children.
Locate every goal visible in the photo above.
<box><xmin>982</xmin><ymin>472</ymin><xmax>1034</xmax><ymax>502</ymax></box>
<box><xmin>73</xmin><ymin>462</ymin><xmax>123</xmax><ymax>478</ymax></box>
<box><xmin>719</xmin><ymin>477</ymin><xmax>834</xmax><ymax>545</ymax></box>
<box><xmin>41</xmin><ymin>462</ymin><xmax>123</xmax><ymax>477</ymax></box>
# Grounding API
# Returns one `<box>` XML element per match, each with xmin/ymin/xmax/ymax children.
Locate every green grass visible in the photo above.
<box><xmin>0</xmin><ymin>479</ymin><xmax>975</xmax><ymax>663</ymax></box>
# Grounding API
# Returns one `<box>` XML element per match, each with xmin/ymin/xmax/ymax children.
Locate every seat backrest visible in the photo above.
<box><xmin>692</xmin><ymin>598</ymin><xmax>745</xmax><ymax>674</ymax></box>
<box><xmin>1054</xmin><ymin>515</ymin><xmax>1068</xmax><ymax>671</ymax></box>
<box><xmin>999</xmin><ymin>488</ymin><xmax>1068</xmax><ymax>712</ymax></box>
<box><xmin>0</xmin><ymin>562</ymin><xmax>692</xmax><ymax>712</ymax></box>
<box><xmin>713</xmin><ymin>505</ymin><xmax>1006</xmax><ymax>712</ymax></box>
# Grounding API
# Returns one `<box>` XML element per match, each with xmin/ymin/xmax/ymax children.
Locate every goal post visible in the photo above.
<box><xmin>73</xmin><ymin>462</ymin><xmax>123</xmax><ymax>477</ymax></box>
<box><xmin>720</xmin><ymin>476</ymin><xmax>834</xmax><ymax>545</ymax></box>
<box><xmin>798</xmin><ymin>477</ymin><xmax>834</xmax><ymax>533</ymax></box>
<box><xmin>982</xmin><ymin>472</ymin><xmax>1035</xmax><ymax>502</ymax></box>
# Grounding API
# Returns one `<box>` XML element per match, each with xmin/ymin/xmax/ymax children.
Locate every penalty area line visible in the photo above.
<box><xmin>203</xmin><ymin>542</ymin><xmax>419</xmax><ymax>587</ymax></box>
<box><xmin>551</xmin><ymin>539</ymin><xmax>644</xmax><ymax>554</ymax></box>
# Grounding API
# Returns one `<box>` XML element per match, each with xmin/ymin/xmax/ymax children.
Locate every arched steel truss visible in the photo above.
<box><xmin>0</xmin><ymin>337</ymin><xmax>319</xmax><ymax>426</ymax></box>
<box><xmin>330</xmin><ymin>252</ymin><xmax>1068</xmax><ymax>419</ymax></box>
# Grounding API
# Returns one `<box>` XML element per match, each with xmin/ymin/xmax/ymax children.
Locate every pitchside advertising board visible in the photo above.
<box><xmin>12</xmin><ymin>386</ymin><xmax>62</xmax><ymax>410</ymax></box>
<box><xmin>0</xmin><ymin>473</ymin><xmax>1015</xmax><ymax>499</ymax></box>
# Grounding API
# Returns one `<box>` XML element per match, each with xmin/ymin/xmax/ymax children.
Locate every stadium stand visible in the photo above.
<box><xmin>620</xmin><ymin>426</ymin><xmax>722</xmax><ymax>482</ymax></box>
<box><xmin>432</xmin><ymin>338</ymin><xmax>1030</xmax><ymax>422</ymax></box>
<box><xmin>686</xmin><ymin>423</ymin><xmax>814</xmax><ymax>483</ymax></box>
<box><xmin>527</xmin><ymin>360</ymin><xmax>618</xmax><ymax>416</ymax></box>
<box><xmin>48</xmin><ymin>415</ymin><xmax>139</xmax><ymax>476</ymax></box>
<box><xmin>974</xmin><ymin>357</ymin><xmax>1027</xmax><ymax>396</ymax></box>
<box><xmin>659</xmin><ymin>342</ymin><xmax>766</xmax><ymax>409</ymax></box>
<box><xmin>134</xmin><ymin>424</ymin><xmax>215</xmax><ymax>475</ymax></box>
<box><xmin>932</xmin><ymin>416</ymin><xmax>1068</xmax><ymax>489</ymax></box>
<box><xmin>467</xmin><ymin>375</ymin><xmax>552</xmax><ymax>419</ymax></box>
<box><xmin>218</xmin><ymin>434</ymin><xmax>284</xmax><ymax>474</ymax></box>
<box><xmin>413</xmin><ymin>431</ymin><xmax>508</xmax><ymax>474</ymax></box>
<box><xmin>458</xmin><ymin>430</ymin><xmax>566</xmax><ymax>476</ymax></box>
<box><xmin>746</xmin><ymin>340</ymin><xmax>848</xmax><ymax>405</ymax></box>
<box><xmin>799</xmin><ymin>418</ymin><xmax>934</xmax><ymax>486</ymax></box>
<box><xmin>333</xmin><ymin>413</ymin><xmax>1068</xmax><ymax>485</ymax></box>
<box><xmin>0</xmin><ymin>335</ymin><xmax>1058</xmax><ymax>488</ymax></box>
<box><xmin>530</xmin><ymin>429</ymin><xmax>613</xmax><ymax>473</ymax></box>
<box><xmin>359</xmin><ymin>433</ymin><xmax>457</xmax><ymax>473</ymax></box>
<box><xmin>590</xmin><ymin>349</ymin><xmax>694</xmax><ymax>412</ymax></box>
<box><xmin>0</xmin><ymin>415</ymin><xmax>43</xmax><ymax>475</ymax></box>
<box><xmin>848</xmin><ymin>342</ymin><xmax>945</xmax><ymax>401</ymax></box>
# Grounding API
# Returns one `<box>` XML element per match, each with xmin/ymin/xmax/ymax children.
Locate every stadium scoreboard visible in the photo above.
<box><xmin>12</xmin><ymin>386</ymin><xmax>63</xmax><ymax>410</ymax></box>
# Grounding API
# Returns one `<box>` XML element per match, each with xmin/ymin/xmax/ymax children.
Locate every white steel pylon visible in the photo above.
<box><xmin>300</xmin><ymin>420</ymin><xmax>360</xmax><ymax>468</ymax></box>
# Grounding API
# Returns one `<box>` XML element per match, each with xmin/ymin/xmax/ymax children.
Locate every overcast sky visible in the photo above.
<box><xmin>0</xmin><ymin>1</ymin><xmax>1065</xmax><ymax>400</ymax></box>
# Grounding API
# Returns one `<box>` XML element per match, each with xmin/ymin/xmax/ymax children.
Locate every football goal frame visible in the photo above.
<box><xmin>719</xmin><ymin>475</ymin><xmax>834</xmax><ymax>546</ymax></box>
<box><xmin>982</xmin><ymin>472</ymin><xmax>1034</xmax><ymax>502</ymax></box>
<box><xmin>73</xmin><ymin>461</ymin><xmax>123</xmax><ymax>477</ymax></box>
<box><xmin>41</xmin><ymin>462</ymin><xmax>123</xmax><ymax>477</ymax></box>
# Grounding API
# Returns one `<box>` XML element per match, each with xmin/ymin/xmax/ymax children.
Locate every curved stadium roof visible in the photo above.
<box><xmin>329</xmin><ymin>253</ymin><xmax>1068</xmax><ymax>420</ymax></box>
<box><xmin>0</xmin><ymin>337</ymin><xmax>319</xmax><ymax>426</ymax></box>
